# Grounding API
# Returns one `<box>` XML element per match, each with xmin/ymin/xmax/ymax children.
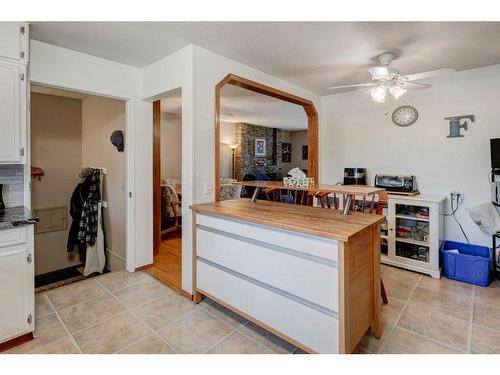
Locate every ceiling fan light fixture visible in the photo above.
<box><xmin>389</xmin><ymin>85</ymin><xmax>407</xmax><ymax>100</ymax></box>
<box><xmin>370</xmin><ymin>86</ymin><xmax>387</xmax><ymax>103</ymax></box>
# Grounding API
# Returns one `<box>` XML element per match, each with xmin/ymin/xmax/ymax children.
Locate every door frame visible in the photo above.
<box><xmin>152</xmin><ymin>100</ymin><xmax>161</xmax><ymax>254</ymax></box>
<box><xmin>214</xmin><ymin>74</ymin><xmax>319</xmax><ymax>199</ymax></box>
<box><xmin>27</xmin><ymin>81</ymin><xmax>135</xmax><ymax>272</ymax></box>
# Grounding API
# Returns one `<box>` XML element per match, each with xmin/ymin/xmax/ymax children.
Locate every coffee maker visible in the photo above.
<box><xmin>343</xmin><ymin>168</ymin><xmax>367</xmax><ymax>185</ymax></box>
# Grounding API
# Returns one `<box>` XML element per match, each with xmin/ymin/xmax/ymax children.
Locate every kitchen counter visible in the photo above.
<box><xmin>0</xmin><ymin>206</ymin><xmax>38</xmax><ymax>230</ymax></box>
<box><xmin>190</xmin><ymin>198</ymin><xmax>383</xmax><ymax>242</ymax></box>
<box><xmin>190</xmin><ymin>198</ymin><xmax>383</xmax><ymax>353</ymax></box>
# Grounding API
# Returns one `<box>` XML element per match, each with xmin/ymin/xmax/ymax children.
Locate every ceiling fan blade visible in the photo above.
<box><xmin>369</xmin><ymin>66</ymin><xmax>390</xmax><ymax>79</ymax></box>
<box><xmin>403</xmin><ymin>68</ymin><xmax>456</xmax><ymax>82</ymax></box>
<box><xmin>398</xmin><ymin>81</ymin><xmax>432</xmax><ymax>90</ymax></box>
<box><xmin>327</xmin><ymin>83</ymin><xmax>377</xmax><ymax>90</ymax></box>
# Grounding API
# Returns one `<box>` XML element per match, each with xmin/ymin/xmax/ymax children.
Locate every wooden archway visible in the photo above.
<box><xmin>215</xmin><ymin>74</ymin><xmax>318</xmax><ymax>200</ymax></box>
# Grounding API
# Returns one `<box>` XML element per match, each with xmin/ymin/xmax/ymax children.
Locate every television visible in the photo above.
<box><xmin>491</xmin><ymin>138</ymin><xmax>500</xmax><ymax>169</ymax></box>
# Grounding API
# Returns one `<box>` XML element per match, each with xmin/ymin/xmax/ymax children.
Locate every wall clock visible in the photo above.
<box><xmin>392</xmin><ymin>105</ymin><xmax>418</xmax><ymax>127</ymax></box>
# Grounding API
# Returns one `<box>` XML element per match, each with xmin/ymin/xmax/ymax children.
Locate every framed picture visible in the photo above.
<box><xmin>282</xmin><ymin>142</ymin><xmax>291</xmax><ymax>163</ymax></box>
<box><xmin>255</xmin><ymin>138</ymin><xmax>266</xmax><ymax>157</ymax></box>
<box><xmin>302</xmin><ymin>145</ymin><xmax>308</xmax><ymax>160</ymax></box>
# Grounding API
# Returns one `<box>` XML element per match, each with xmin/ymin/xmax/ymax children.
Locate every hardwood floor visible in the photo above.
<box><xmin>145</xmin><ymin>232</ymin><xmax>182</xmax><ymax>291</ymax></box>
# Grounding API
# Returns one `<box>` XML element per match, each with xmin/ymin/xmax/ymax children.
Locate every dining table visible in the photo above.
<box><xmin>233</xmin><ymin>180</ymin><xmax>385</xmax><ymax>215</ymax></box>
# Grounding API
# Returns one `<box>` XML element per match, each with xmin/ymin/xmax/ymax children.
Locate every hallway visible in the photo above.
<box><xmin>145</xmin><ymin>233</ymin><xmax>182</xmax><ymax>291</ymax></box>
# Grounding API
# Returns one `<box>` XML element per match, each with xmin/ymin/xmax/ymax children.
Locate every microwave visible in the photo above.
<box><xmin>374</xmin><ymin>175</ymin><xmax>417</xmax><ymax>193</ymax></box>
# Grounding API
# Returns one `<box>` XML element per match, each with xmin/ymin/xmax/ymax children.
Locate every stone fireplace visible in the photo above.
<box><xmin>234</xmin><ymin>123</ymin><xmax>284</xmax><ymax>181</ymax></box>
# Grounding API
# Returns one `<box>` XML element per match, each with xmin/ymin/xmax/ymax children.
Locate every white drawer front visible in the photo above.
<box><xmin>0</xmin><ymin>227</ymin><xmax>27</xmax><ymax>249</ymax></box>
<box><xmin>196</xmin><ymin>213</ymin><xmax>338</xmax><ymax>262</ymax></box>
<box><xmin>197</xmin><ymin>226</ymin><xmax>338</xmax><ymax>312</ymax></box>
<box><xmin>197</xmin><ymin>260</ymin><xmax>339</xmax><ymax>353</ymax></box>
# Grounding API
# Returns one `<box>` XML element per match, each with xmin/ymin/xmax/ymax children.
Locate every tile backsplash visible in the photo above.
<box><xmin>0</xmin><ymin>165</ymin><xmax>24</xmax><ymax>207</ymax></box>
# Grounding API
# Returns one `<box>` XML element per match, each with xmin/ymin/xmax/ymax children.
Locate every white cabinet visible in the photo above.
<box><xmin>381</xmin><ymin>194</ymin><xmax>445</xmax><ymax>278</ymax></box>
<box><xmin>0</xmin><ymin>60</ymin><xmax>26</xmax><ymax>163</ymax></box>
<box><xmin>0</xmin><ymin>226</ymin><xmax>34</xmax><ymax>344</ymax></box>
<box><xmin>0</xmin><ymin>22</ymin><xmax>28</xmax><ymax>164</ymax></box>
<box><xmin>0</xmin><ymin>22</ymin><xmax>29</xmax><ymax>64</ymax></box>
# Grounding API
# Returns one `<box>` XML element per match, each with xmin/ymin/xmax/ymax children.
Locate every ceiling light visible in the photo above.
<box><xmin>389</xmin><ymin>85</ymin><xmax>407</xmax><ymax>100</ymax></box>
<box><xmin>370</xmin><ymin>86</ymin><xmax>387</xmax><ymax>103</ymax></box>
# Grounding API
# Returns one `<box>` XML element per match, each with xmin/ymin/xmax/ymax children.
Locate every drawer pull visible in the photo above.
<box><xmin>198</xmin><ymin>224</ymin><xmax>338</xmax><ymax>268</ymax></box>
<box><xmin>198</xmin><ymin>257</ymin><xmax>338</xmax><ymax>318</ymax></box>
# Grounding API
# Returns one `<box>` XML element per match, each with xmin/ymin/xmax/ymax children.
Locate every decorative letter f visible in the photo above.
<box><xmin>445</xmin><ymin>115</ymin><xmax>475</xmax><ymax>138</ymax></box>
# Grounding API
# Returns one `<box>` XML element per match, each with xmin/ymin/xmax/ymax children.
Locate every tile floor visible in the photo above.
<box><xmin>358</xmin><ymin>264</ymin><xmax>500</xmax><ymax>354</ymax></box>
<box><xmin>4</xmin><ymin>265</ymin><xmax>500</xmax><ymax>354</ymax></box>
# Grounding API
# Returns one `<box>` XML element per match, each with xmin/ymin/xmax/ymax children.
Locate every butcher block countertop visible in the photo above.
<box><xmin>233</xmin><ymin>180</ymin><xmax>384</xmax><ymax>196</ymax></box>
<box><xmin>190</xmin><ymin>198</ymin><xmax>384</xmax><ymax>242</ymax></box>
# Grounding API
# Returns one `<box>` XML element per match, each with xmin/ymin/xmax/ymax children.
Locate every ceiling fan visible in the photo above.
<box><xmin>327</xmin><ymin>53</ymin><xmax>455</xmax><ymax>103</ymax></box>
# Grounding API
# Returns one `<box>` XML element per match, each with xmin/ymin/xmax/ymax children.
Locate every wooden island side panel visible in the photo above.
<box><xmin>338</xmin><ymin>223</ymin><xmax>381</xmax><ymax>353</ymax></box>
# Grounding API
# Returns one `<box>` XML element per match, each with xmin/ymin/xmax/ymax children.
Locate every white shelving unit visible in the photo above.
<box><xmin>381</xmin><ymin>194</ymin><xmax>445</xmax><ymax>279</ymax></box>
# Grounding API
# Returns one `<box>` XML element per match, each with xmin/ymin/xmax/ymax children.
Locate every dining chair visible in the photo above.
<box><xmin>219</xmin><ymin>184</ymin><xmax>243</xmax><ymax>201</ymax></box>
<box><xmin>161</xmin><ymin>185</ymin><xmax>182</xmax><ymax>235</ymax></box>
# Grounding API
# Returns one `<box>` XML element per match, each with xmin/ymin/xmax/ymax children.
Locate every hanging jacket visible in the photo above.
<box><xmin>67</xmin><ymin>170</ymin><xmax>101</xmax><ymax>253</ymax></box>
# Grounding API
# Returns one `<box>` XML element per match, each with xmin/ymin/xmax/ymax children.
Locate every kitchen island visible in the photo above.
<box><xmin>190</xmin><ymin>199</ymin><xmax>383</xmax><ymax>353</ymax></box>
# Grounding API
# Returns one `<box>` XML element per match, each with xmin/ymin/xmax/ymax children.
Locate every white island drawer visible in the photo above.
<box><xmin>197</xmin><ymin>260</ymin><xmax>339</xmax><ymax>353</ymax></box>
<box><xmin>197</xmin><ymin>226</ymin><xmax>338</xmax><ymax>312</ymax></box>
<box><xmin>196</xmin><ymin>213</ymin><xmax>338</xmax><ymax>261</ymax></box>
<box><xmin>0</xmin><ymin>227</ymin><xmax>27</xmax><ymax>249</ymax></box>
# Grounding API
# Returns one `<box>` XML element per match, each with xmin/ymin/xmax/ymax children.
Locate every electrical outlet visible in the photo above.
<box><xmin>450</xmin><ymin>191</ymin><xmax>464</xmax><ymax>204</ymax></box>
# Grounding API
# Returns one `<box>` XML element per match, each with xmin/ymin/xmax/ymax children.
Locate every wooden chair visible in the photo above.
<box><xmin>265</xmin><ymin>188</ymin><xmax>310</xmax><ymax>205</ymax></box>
<box><xmin>161</xmin><ymin>185</ymin><xmax>182</xmax><ymax>235</ymax></box>
<box><xmin>219</xmin><ymin>184</ymin><xmax>242</xmax><ymax>201</ymax></box>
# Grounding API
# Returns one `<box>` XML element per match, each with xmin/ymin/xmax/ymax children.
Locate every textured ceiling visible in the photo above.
<box><xmin>30</xmin><ymin>22</ymin><xmax>500</xmax><ymax>94</ymax></box>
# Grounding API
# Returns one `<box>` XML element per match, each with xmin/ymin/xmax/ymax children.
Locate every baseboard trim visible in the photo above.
<box><xmin>181</xmin><ymin>289</ymin><xmax>193</xmax><ymax>301</ymax></box>
<box><xmin>135</xmin><ymin>263</ymin><xmax>153</xmax><ymax>272</ymax></box>
<box><xmin>0</xmin><ymin>332</ymin><xmax>33</xmax><ymax>353</ymax></box>
<box><xmin>106</xmin><ymin>248</ymin><xmax>126</xmax><ymax>271</ymax></box>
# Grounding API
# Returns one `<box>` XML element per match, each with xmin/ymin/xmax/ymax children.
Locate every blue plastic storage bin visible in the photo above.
<box><xmin>440</xmin><ymin>240</ymin><xmax>492</xmax><ymax>287</ymax></box>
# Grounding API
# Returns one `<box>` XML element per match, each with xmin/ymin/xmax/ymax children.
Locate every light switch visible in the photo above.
<box><xmin>204</xmin><ymin>182</ymin><xmax>213</xmax><ymax>195</ymax></box>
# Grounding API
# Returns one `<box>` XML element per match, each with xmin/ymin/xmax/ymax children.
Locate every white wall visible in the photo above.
<box><xmin>220</xmin><ymin>121</ymin><xmax>235</xmax><ymax>179</ymax></box>
<box><xmin>160</xmin><ymin>114</ymin><xmax>182</xmax><ymax>181</ymax></box>
<box><xmin>142</xmin><ymin>45</ymin><xmax>195</xmax><ymax>292</ymax></box>
<box><xmin>30</xmin><ymin>40</ymin><xmax>150</xmax><ymax>271</ymax></box>
<box><xmin>291</xmin><ymin>130</ymin><xmax>309</xmax><ymax>171</ymax></box>
<box><xmin>82</xmin><ymin>95</ymin><xmax>127</xmax><ymax>271</ymax></box>
<box><xmin>31</xmin><ymin>93</ymin><xmax>82</xmax><ymax>275</ymax></box>
<box><xmin>321</xmin><ymin>64</ymin><xmax>500</xmax><ymax>246</ymax></box>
